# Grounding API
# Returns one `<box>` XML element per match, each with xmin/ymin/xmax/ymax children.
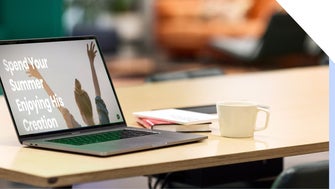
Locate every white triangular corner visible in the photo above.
<box><xmin>276</xmin><ymin>0</ymin><xmax>335</xmax><ymax>62</ymax></box>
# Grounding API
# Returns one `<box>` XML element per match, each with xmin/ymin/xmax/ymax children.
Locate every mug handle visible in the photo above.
<box><xmin>255</xmin><ymin>106</ymin><xmax>270</xmax><ymax>131</ymax></box>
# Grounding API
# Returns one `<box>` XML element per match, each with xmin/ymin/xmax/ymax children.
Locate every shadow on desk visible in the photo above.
<box><xmin>149</xmin><ymin>158</ymin><xmax>283</xmax><ymax>188</ymax></box>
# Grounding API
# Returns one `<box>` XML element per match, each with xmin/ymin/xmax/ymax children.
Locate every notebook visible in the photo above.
<box><xmin>0</xmin><ymin>36</ymin><xmax>207</xmax><ymax>156</ymax></box>
<box><xmin>133</xmin><ymin>109</ymin><xmax>217</xmax><ymax>125</ymax></box>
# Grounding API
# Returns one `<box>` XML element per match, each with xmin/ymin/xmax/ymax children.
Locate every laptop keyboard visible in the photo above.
<box><xmin>47</xmin><ymin>129</ymin><xmax>157</xmax><ymax>146</ymax></box>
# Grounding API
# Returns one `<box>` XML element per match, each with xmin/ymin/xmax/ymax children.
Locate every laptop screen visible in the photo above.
<box><xmin>0</xmin><ymin>37</ymin><xmax>125</xmax><ymax>137</ymax></box>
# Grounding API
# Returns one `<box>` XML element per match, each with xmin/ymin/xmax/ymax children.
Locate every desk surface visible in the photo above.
<box><xmin>0</xmin><ymin>66</ymin><xmax>329</xmax><ymax>187</ymax></box>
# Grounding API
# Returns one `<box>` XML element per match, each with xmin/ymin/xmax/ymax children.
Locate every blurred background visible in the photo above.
<box><xmin>0</xmin><ymin>0</ymin><xmax>327</xmax><ymax>86</ymax></box>
<box><xmin>0</xmin><ymin>0</ymin><xmax>329</xmax><ymax>188</ymax></box>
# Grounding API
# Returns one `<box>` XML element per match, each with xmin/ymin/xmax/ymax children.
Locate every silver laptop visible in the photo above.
<box><xmin>0</xmin><ymin>36</ymin><xmax>207</xmax><ymax>156</ymax></box>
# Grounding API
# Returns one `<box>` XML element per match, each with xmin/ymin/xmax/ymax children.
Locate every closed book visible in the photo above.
<box><xmin>133</xmin><ymin>108</ymin><xmax>217</xmax><ymax>125</ymax></box>
<box><xmin>136</xmin><ymin>117</ymin><xmax>210</xmax><ymax>132</ymax></box>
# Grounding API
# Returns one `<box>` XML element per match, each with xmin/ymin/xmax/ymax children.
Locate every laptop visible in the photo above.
<box><xmin>0</xmin><ymin>36</ymin><xmax>207</xmax><ymax>156</ymax></box>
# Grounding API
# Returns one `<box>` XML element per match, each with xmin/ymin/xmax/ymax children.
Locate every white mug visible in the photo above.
<box><xmin>216</xmin><ymin>101</ymin><xmax>270</xmax><ymax>138</ymax></box>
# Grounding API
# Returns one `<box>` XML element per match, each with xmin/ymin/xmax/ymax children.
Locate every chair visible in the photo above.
<box><xmin>210</xmin><ymin>13</ymin><xmax>308</xmax><ymax>63</ymax></box>
<box><xmin>271</xmin><ymin>160</ymin><xmax>329</xmax><ymax>188</ymax></box>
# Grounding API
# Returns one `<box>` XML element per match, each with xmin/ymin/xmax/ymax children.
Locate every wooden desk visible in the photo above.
<box><xmin>0</xmin><ymin>66</ymin><xmax>329</xmax><ymax>187</ymax></box>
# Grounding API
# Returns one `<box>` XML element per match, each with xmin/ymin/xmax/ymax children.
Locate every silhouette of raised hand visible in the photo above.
<box><xmin>87</xmin><ymin>42</ymin><xmax>97</xmax><ymax>65</ymax></box>
<box><xmin>26</xmin><ymin>64</ymin><xmax>43</xmax><ymax>80</ymax></box>
<box><xmin>86</xmin><ymin>42</ymin><xmax>101</xmax><ymax>97</ymax></box>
